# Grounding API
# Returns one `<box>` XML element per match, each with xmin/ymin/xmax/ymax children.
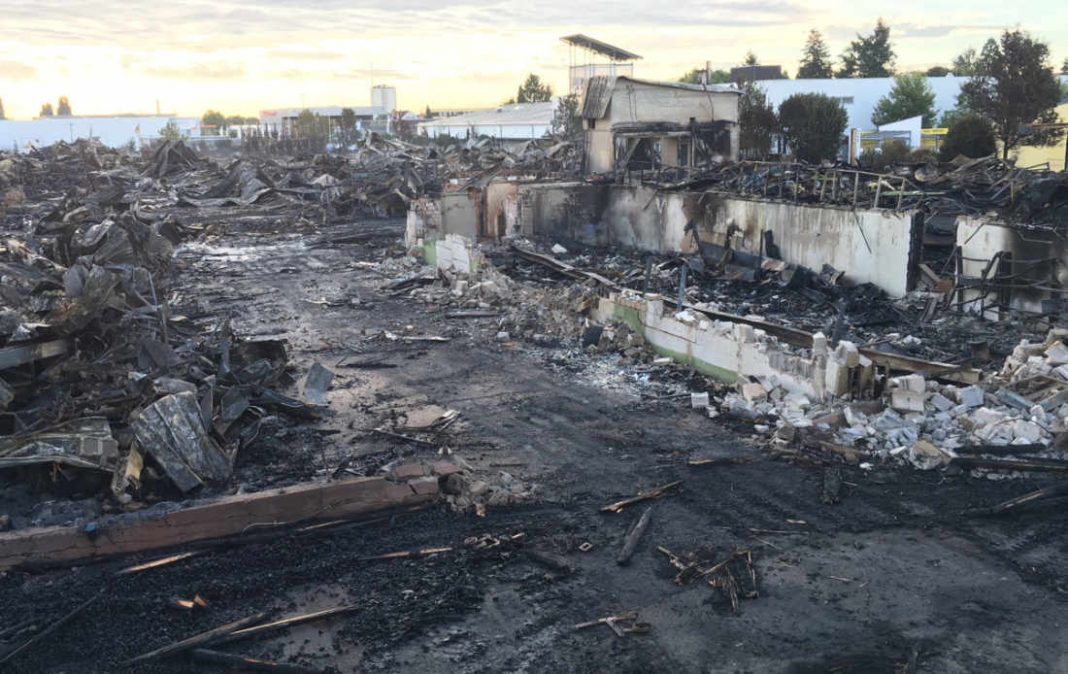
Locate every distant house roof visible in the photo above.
<box><xmin>560</xmin><ymin>34</ymin><xmax>641</xmax><ymax>61</ymax></box>
<box><xmin>730</xmin><ymin>65</ymin><xmax>787</xmax><ymax>83</ymax></box>
<box><xmin>581</xmin><ymin>76</ymin><xmax>739</xmax><ymax>120</ymax></box>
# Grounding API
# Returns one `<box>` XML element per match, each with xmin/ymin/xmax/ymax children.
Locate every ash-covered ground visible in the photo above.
<box><xmin>2</xmin><ymin>217</ymin><xmax>1066</xmax><ymax>674</ymax></box>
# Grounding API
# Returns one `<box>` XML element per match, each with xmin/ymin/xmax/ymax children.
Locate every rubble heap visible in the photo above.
<box><xmin>0</xmin><ymin>140</ymin><xmax>328</xmax><ymax>507</ymax></box>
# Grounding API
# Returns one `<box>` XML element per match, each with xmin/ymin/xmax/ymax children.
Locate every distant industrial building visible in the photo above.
<box><xmin>0</xmin><ymin>115</ymin><xmax>199</xmax><ymax>153</ymax></box>
<box><xmin>260</xmin><ymin>85</ymin><xmax>398</xmax><ymax>134</ymax></box>
<box><xmin>417</xmin><ymin>101</ymin><xmax>556</xmax><ymax>141</ymax></box>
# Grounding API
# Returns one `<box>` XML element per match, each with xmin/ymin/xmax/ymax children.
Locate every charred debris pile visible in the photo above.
<box><xmin>0</xmin><ymin>135</ymin><xmax>578</xmax><ymax>515</ymax></box>
<box><xmin>0</xmin><ymin>141</ymin><xmax>337</xmax><ymax>513</ymax></box>
<box><xmin>646</xmin><ymin>156</ymin><xmax>1068</xmax><ymax>227</ymax></box>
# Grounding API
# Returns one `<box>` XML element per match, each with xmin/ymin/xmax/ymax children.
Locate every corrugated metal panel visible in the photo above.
<box><xmin>581</xmin><ymin>76</ymin><xmax>616</xmax><ymax>120</ymax></box>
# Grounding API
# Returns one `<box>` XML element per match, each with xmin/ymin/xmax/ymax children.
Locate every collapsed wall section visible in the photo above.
<box><xmin>593</xmin><ymin>291</ymin><xmax>871</xmax><ymax>401</ymax></box>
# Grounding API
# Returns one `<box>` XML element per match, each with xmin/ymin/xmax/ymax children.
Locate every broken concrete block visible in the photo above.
<box><xmin>691</xmin><ymin>392</ymin><xmax>710</xmax><ymax>409</ymax></box>
<box><xmin>891</xmin><ymin>389</ymin><xmax>925</xmax><ymax>413</ymax></box>
<box><xmin>836</xmin><ymin>341</ymin><xmax>860</xmax><ymax>367</ymax></box>
<box><xmin>824</xmin><ymin>359</ymin><xmax>849</xmax><ymax>397</ymax></box>
<box><xmin>928</xmin><ymin>392</ymin><xmax>954</xmax><ymax>412</ymax></box>
<box><xmin>909</xmin><ymin>439</ymin><xmax>953</xmax><ymax>470</ymax></box>
<box><xmin>551</xmin><ymin>243</ymin><xmax>568</xmax><ymax>255</ymax></box>
<box><xmin>1045</xmin><ymin>340</ymin><xmax>1068</xmax><ymax>365</ymax></box>
<box><xmin>891</xmin><ymin>374</ymin><xmax>926</xmax><ymax>393</ymax></box>
<box><xmin>741</xmin><ymin>383</ymin><xmax>767</xmax><ymax>403</ymax></box>
<box><xmin>971</xmin><ymin>406</ymin><xmax>1007</xmax><ymax>427</ymax></box>
<box><xmin>1011</xmin><ymin>420</ymin><xmax>1045</xmax><ymax>444</ymax></box>
<box><xmin>959</xmin><ymin>386</ymin><xmax>985</xmax><ymax>408</ymax></box>
<box><xmin>811</xmin><ymin>332</ymin><xmax>828</xmax><ymax>357</ymax></box>
<box><xmin>652</xmin><ymin>356</ymin><xmax>672</xmax><ymax>366</ymax></box>
<box><xmin>843</xmin><ymin>406</ymin><xmax>867</xmax><ymax>426</ymax></box>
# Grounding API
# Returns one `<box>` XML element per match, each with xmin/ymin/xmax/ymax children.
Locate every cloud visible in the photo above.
<box><xmin>0</xmin><ymin>60</ymin><xmax>38</xmax><ymax>79</ymax></box>
<box><xmin>896</xmin><ymin>23</ymin><xmax>1004</xmax><ymax>39</ymax></box>
<box><xmin>333</xmin><ymin>68</ymin><xmax>414</xmax><ymax>81</ymax></box>
<box><xmin>270</xmin><ymin>49</ymin><xmax>345</xmax><ymax>61</ymax></box>
<box><xmin>143</xmin><ymin>63</ymin><xmax>246</xmax><ymax>79</ymax></box>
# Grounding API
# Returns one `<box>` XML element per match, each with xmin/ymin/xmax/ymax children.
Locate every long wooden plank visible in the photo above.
<box><xmin>128</xmin><ymin>612</ymin><xmax>268</xmax><ymax>664</ymax></box>
<box><xmin>0</xmin><ymin>476</ymin><xmax>438</xmax><ymax>570</ymax></box>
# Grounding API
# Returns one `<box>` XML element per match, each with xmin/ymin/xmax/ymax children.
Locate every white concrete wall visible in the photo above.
<box><xmin>521</xmin><ymin>182</ymin><xmax>914</xmax><ymax>297</ymax></box>
<box><xmin>705</xmin><ymin>198</ymin><xmax>915</xmax><ymax>297</ymax></box>
<box><xmin>0</xmin><ymin>116</ymin><xmax>200</xmax><ymax>152</ymax></box>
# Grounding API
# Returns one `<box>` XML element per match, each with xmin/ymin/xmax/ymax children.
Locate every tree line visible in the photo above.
<box><xmin>687</xmin><ymin>24</ymin><xmax>1066</xmax><ymax>163</ymax></box>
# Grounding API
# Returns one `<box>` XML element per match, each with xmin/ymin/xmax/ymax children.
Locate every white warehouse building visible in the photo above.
<box><xmin>0</xmin><ymin>115</ymin><xmax>200</xmax><ymax>153</ymax></box>
<box><xmin>418</xmin><ymin>101</ymin><xmax>556</xmax><ymax>141</ymax></box>
<box><xmin>756</xmin><ymin>75</ymin><xmax>970</xmax><ymax>132</ymax></box>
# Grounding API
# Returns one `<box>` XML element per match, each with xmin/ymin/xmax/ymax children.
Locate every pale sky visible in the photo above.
<box><xmin>1</xmin><ymin>1</ymin><xmax>1065</xmax><ymax>120</ymax></box>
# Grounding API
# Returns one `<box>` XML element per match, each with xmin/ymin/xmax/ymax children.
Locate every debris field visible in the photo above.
<box><xmin>0</xmin><ymin>140</ymin><xmax>1066</xmax><ymax>674</ymax></box>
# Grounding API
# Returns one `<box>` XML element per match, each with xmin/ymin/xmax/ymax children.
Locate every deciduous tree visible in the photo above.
<box><xmin>925</xmin><ymin>66</ymin><xmax>951</xmax><ymax>77</ymax></box>
<box><xmin>958</xmin><ymin>30</ymin><xmax>1064</xmax><ymax>159</ymax></box>
<box><xmin>778</xmin><ymin>93</ymin><xmax>848</xmax><ymax>162</ymax></box>
<box><xmin>678</xmin><ymin>68</ymin><xmax>730</xmax><ymax>85</ymax></box>
<box><xmin>39</xmin><ymin>103</ymin><xmax>53</xmax><ymax>117</ymax></box>
<box><xmin>939</xmin><ymin>114</ymin><xmax>996</xmax><ymax>161</ymax></box>
<box><xmin>797</xmin><ymin>30</ymin><xmax>834</xmax><ymax>79</ymax></box>
<box><xmin>201</xmin><ymin>110</ymin><xmax>226</xmax><ymax>134</ymax></box>
<box><xmin>56</xmin><ymin>96</ymin><xmax>71</xmax><ymax>116</ymax></box>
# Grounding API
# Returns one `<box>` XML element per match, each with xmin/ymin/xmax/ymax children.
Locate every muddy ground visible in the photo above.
<box><xmin>1</xmin><ymin>220</ymin><xmax>1066</xmax><ymax>673</ymax></box>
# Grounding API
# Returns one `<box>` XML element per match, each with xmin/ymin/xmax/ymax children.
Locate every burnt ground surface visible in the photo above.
<box><xmin>2</xmin><ymin>221</ymin><xmax>1067</xmax><ymax>674</ymax></box>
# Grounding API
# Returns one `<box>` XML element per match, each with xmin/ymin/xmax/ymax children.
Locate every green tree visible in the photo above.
<box><xmin>778</xmin><ymin>93</ymin><xmax>848</xmax><ymax>162</ymax></box>
<box><xmin>516</xmin><ymin>74</ymin><xmax>552</xmax><ymax>103</ymax></box>
<box><xmin>743</xmin><ymin>51</ymin><xmax>759</xmax><ymax>66</ymax></box>
<box><xmin>201</xmin><ymin>109</ymin><xmax>226</xmax><ymax>135</ymax></box>
<box><xmin>1061</xmin><ymin>57</ymin><xmax>1067</xmax><ymax>75</ymax></box>
<box><xmin>159</xmin><ymin>121</ymin><xmax>182</xmax><ymax>141</ymax></box>
<box><xmin>939</xmin><ymin>114</ymin><xmax>996</xmax><ymax>160</ymax></box>
<box><xmin>838</xmin><ymin>19</ymin><xmax>895</xmax><ymax>78</ymax></box>
<box><xmin>39</xmin><ymin>102</ymin><xmax>54</xmax><ymax>117</ymax></box>
<box><xmin>424</xmin><ymin>105</ymin><xmax>432</xmax><ymax>118</ymax></box>
<box><xmin>551</xmin><ymin>93</ymin><xmax>581</xmax><ymax>140</ymax></box>
<box><xmin>951</xmin><ymin>46</ymin><xmax>983</xmax><ymax>76</ymax></box>
<box><xmin>339</xmin><ymin>108</ymin><xmax>356</xmax><ymax>131</ymax></box>
<box><xmin>0</xmin><ymin>98</ymin><xmax>5</xmax><ymax>120</ymax></box>
<box><xmin>295</xmin><ymin>108</ymin><xmax>319</xmax><ymax>137</ymax></box>
<box><xmin>958</xmin><ymin>30</ymin><xmax>1064</xmax><ymax>159</ymax></box>
<box><xmin>925</xmin><ymin>66</ymin><xmax>951</xmax><ymax>77</ymax></box>
<box><xmin>871</xmin><ymin>73</ymin><xmax>937</xmax><ymax>127</ymax></box>
<box><xmin>56</xmin><ymin>96</ymin><xmax>71</xmax><ymax>116</ymax></box>
<box><xmin>738</xmin><ymin>82</ymin><xmax>777</xmax><ymax>159</ymax></box>
<box><xmin>797</xmin><ymin>30</ymin><xmax>834</xmax><ymax>79</ymax></box>
<box><xmin>678</xmin><ymin>68</ymin><xmax>731</xmax><ymax>85</ymax></box>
